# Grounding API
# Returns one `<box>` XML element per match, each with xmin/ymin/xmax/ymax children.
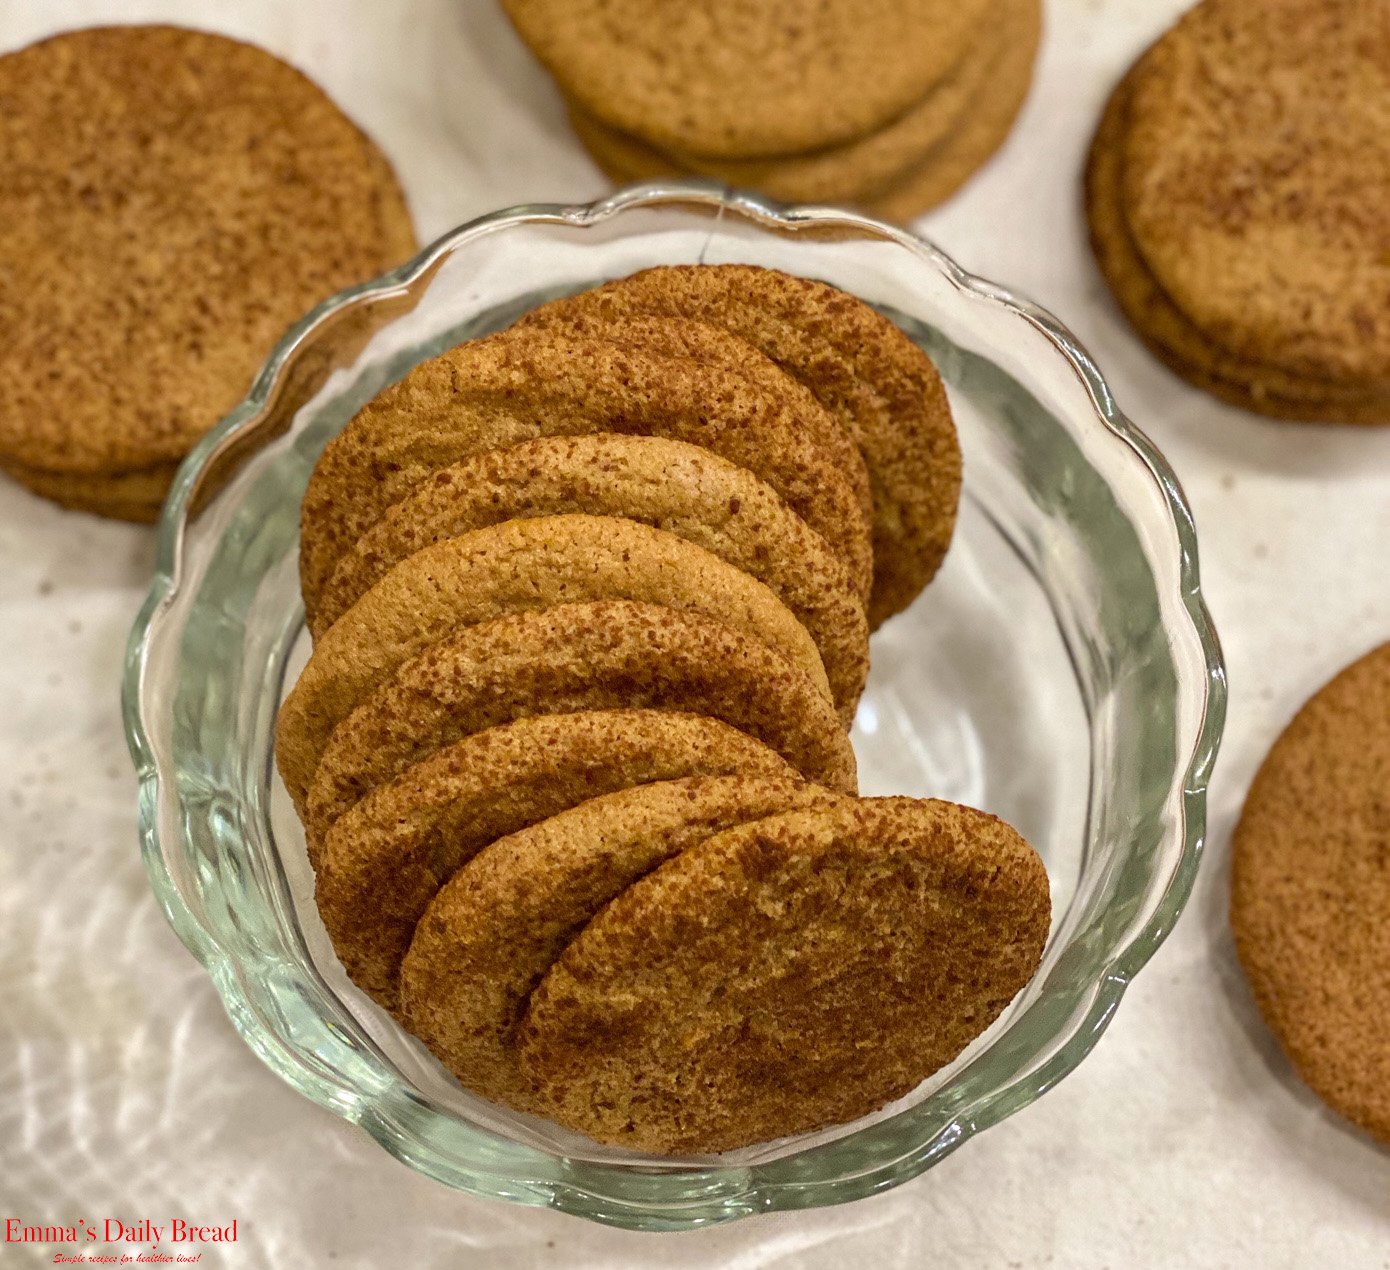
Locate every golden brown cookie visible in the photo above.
<box><xmin>1230</xmin><ymin>642</ymin><xmax>1390</xmax><ymax>1145</ymax></box>
<box><xmin>313</xmin><ymin>434</ymin><xmax>869</xmax><ymax>725</ymax></box>
<box><xmin>1120</xmin><ymin>0</ymin><xmax>1390</xmax><ymax>388</ymax></box>
<box><xmin>563</xmin><ymin>0</ymin><xmax>1008</xmax><ymax>206</ymax></box>
<box><xmin>0</xmin><ymin>25</ymin><xmax>416</xmax><ymax>509</ymax></box>
<box><xmin>276</xmin><ymin>515</ymin><xmax>832</xmax><ymax>810</ymax></box>
<box><xmin>503</xmin><ymin>314</ymin><xmax>872</xmax><ymax>531</ymax></box>
<box><xmin>298</xmin><ymin>323</ymin><xmax>874</xmax><ymax>623</ymax></box>
<box><xmin>1086</xmin><ymin>66</ymin><xmax>1390</xmax><ymax>423</ymax></box>
<box><xmin>303</xmin><ymin>600</ymin><xmax>857</xmax><ymax>856</ymax></box>
<box><xmin>517</xmin><ymin>795</ymin><xmax>1050</xmax><ymax>1153</ymax></box>
<box><xmin>400</xmin><ymin>774</ymin><xmax>835</xmax><ymax>1110</ymax></box>
<box><xmin>316</xmin><ymin>710</ymin><xmax>799</xmax><ymax>1010</ymax></box>
<box><xmin>0</xmin><ymin>460</ymin><xmax>173</xmax><ymax>522</ymax></box>
<box><xmin>517</xmin><ymin>266</ymin><xmax>960</xmax><ymax>628</ymax></box>
<box><xmin>499</xmin><ymin>0</ymin><xmax>994</xmax><ymax>161</ymax></box>
<box><xmin>1</xmin><ymin>459</ymin><xmax>181</xmax><ymax>514</ymax></box>
<box><xmin>860</xmin><ymin>0</ymin><xmax>1041</xmax><ymax>223</ymax></box>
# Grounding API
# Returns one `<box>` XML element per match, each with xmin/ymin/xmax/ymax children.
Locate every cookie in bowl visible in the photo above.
<box><xmin>271</xmin><ymin>263</ymin><xmax>1057</xmax><ymax>1155</ymax></box>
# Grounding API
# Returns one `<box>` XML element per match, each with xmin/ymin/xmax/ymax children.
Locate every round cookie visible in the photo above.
<box><xmin>1</xmin><ymin>459</ymin><xmax>182</xmax><ymax>521</ymax></box>
<box><xmin>1230</xmin><ymin>642</ymin><xmax>1390</xmax><ymax>1145</ymax></box>
<box><xmin>497</xmin><ymin>315</ymin><xmax>872</xmax><ymax>531</ymax></box>
<box><xmin>298</xmin><ymin>323</ymin><xmax>874</xmax><ymax>623</ymax></box>
<box><xmin>1121</xmin><ymin>0</ymin><xmax>1390</xmax><ymax>387</ymax></box>
<box><xmin>1</xmin><ymin>467</ymin><xmax>163</xmax><ymax>522</ymax></box>
<box><xmin>563</xmin><ymin>0</ymin><xmax>1007</xmax><ymax>206</ymax></box>
<box><xmin>400</xmin><ymin>774</ymin><xmax>835</xmax><ymax>1110</ymax></box>
<box><xmin>0</xmin><ymin>25</ymin><xmax>416</xmax><ymax>498</ymax></box>
<box><xmin>276</xmin><ymin>515</ymin><xmax>833</xmax><ymax>810</ymax></box>
<box><xmin>499</xmin><ymin>0</ymin><xmax>995</xmax><ymax>160</ymax></box>
<box><xmin>316</xmin><ymin>710</ymin><xmax>799</xmax><ymax>1010</ymax></box>
<box><xmin>517</xmin><ymin>795</ymin><xmax>1051</xmax><ymax>1154</ymax></box>
<box><xmin>313</xmin><ymin>434</ymin><xmax>869</xmax><ymax>725</ymax></box>
<box><xmin>1086</xmin><ymin>69</ymin><xmax>1390</xmax><ymax>424</ymax></box>
<box><xmin>860</xmin><ymin>0</ymin><xmax>1041</xmax><ymax>222</ymax></box>
<box><xmin>517</xmin><ymin>266</ymin><xmax>961</xmax><ymax>628</ymax></box>
<box><xmin>303</xmin><ymin>600</ymin><xmax>857</xmax><ymax>855</ymax></box>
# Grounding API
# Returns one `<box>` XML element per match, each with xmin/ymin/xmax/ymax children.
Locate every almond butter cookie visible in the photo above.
<box><xmin>303</xmin><ymin>599</ymin><xmax>856</xmax><ymax>856</ymax></box>
<box><xmin>316</xmin><ymin>710</ymin><xmax>799</xmax><ymax>1010</ymax></box>
<box><xmin>0</xmin><ymin>25</ymin><xmax>415</xmax><ymax>516</ymax></box>
<box><xmin>1231</xmin><ymin>642</ymin><xmax>1390</xmax><ymax>1145</ymax></box>
<box><xmin>518</xmin><ymin>795</ymin><xmax>1050</xmax><ymax>1153</ymax></box>
<box><xmin>400</xmin><ymin>774</ymin><xmax>835</xmax><ymax>1109</ymax></box>
<box><xmin>1086</xmin><ymin>39</ymin><xmax>1390</xmax><ymax>423</ymax></box>
<box><xmin>499</xmin><ymin>0</ymin><xmax>993</xmax><ymax>160</ymax></box>
<box><xmin>1120</xmin><ymin>0</ymin><xmax>1390</xmax><ymax>393</ymax></box>
<box><xmin>313</xmin><ymin>434</ymin><xmax>869</xmax><ymax>725</ymax></box>
<box><xmin>298</xmin><ymin>324</ymin><xmax>873</xmax><ymax>623</ymax></box>
<box><xmin>275</xmin><ymin>515</ymin><xmax>833</xmax><ymax>810</ymax></box>
<box><xmin>518</xmin><ymin>266</ymin><xmax>961</xmax><ymax>627</ymax></box>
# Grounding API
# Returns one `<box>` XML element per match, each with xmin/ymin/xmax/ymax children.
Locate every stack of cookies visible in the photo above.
<box><xmin>1086</xmin><ymin>0</ymin><xmax>1390</xmax><ymax>424</ymax></box>
<box><xmin>275</xmin><ymin>263</ymin><xmax>1052</xmax><ymax>1154</ymax></box>
<box><xmin>0</xmin><ymin>25</ymin><xmax>416</xmax><ymax>521</ymax></box>
<box><xmin>500</xmin><ymin>0</ymin><xmax>1043</xmax><ymax>223</ymax></box>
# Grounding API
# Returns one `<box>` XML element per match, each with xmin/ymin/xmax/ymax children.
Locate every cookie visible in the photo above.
<box><xmin>499</xmin><ymin>0</ymin><xmax>994</xmax><ymax>160</ymax></box>
<box><xmin>298</xmin><ymin>323</ymin><xmax>874</xmax><ymax>623</ymax></box>
<box><xmin>1230</xmin><ymin>642</ymin><xmax>1390</xmax><ymax>1145</ymax></box>
<box><xmin>859</xmin><ymin>0</ymin><xmax>1041</xmax><ymax>223</ymax></box>
<box><xmin>275</xmin><ymin>515</ymin><xmax>834</xmax><ymax>810</ymax></box>
<box><xmin>517</xmin><ymin>795</ymin><xmax>1050</xmax><ymax>1153</ymax></box>
<box><xmin>1086</xmin><ymin>67</ymin><xmax>1390</xmax><ymax>423</ymax></box>
<box><xmin>0</xmin><ymin>461</ymin><xmax>171</xmax><ymax>523</ymax></box>
<box><xmin>0</xmin><ymin>459</ymin><xmax>182</xmax><ymax>520</ymax></box>
<box><xmin>499</xmin><ymin>314</ymin><xmax>872</xmax><ymax>532</ymax></box>
<box><xmin>316</xmin><ymin>709</ymin><xmax>798</xmax><ymax>1010</ymax></box>
<box><xmin>0</xmin><ymin>25</ymin><xmax>416</xmax><ymax>508</ymax></box>
<box><xmin>563</xmin><ymin>0</ymin><xmax>1007</xmax><ymax>206</ymax></box>
<box><xmin>1120</xmin><ymin>0</ymin><xmax>1390</xmax><ymax>388</ymax></box>
<box><xmin>400</xmin><ymin>774</ymin><xmax>835</xmax><ymax>1110</ymax></box>
<box><xmin>303</xmin><ymin>600</ymin><xmax>857</xmax><ymax>856</ymax></box>
<box><xmin>517</xmin><ymin>265</ymin><xmax>961</xmax><ymax>628</ymax></box>
<box><xmin>313</xmin><ymin>434</ymin><xmax>869</xmax><ymax>725</ymax></box>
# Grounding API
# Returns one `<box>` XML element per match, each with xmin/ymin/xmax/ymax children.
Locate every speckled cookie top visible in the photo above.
<box><xmin>1231</xmin><ymin>642</ymin><xmax>1390</xmax><ymax>1145</ymax></box>
<box><xmin>276</xmin><ymin>514</ymin><xmax>832</xmax><ymax>809</ymax></box>
<box><xmin>1122</xmin><ymin>0</ymin><xmax>1390</xmax><ymax>384</ymax></box>
<box><xmin>298</xmin><ymin>322</ymin><xmax>874</xmax><ymax>623</ymax></box>
<box><xmin>518</xmin><ymin>795</ymin><xmax>1050</xmax><ymax>1153</ymax></box>
<box><xmin>302</xmin><ymin>598</ymin><xmax>856</xmax><ymax>853</ymax></box>
<box><xmin>1085</xmin><ymin>69</ymin><xmax>1390</xmax><ymax>423</ymax></box>
<box><xmin>561</xmin><ymin>0</ymin><xmax>1007</xmax><ymax>206</ymax></box>
<box><xmin>313</xmin><ymin>433</ymin><xmax>869</xmax><ymax>725</ymax></box>
<box><xmin>0</xmin><ymin>24</ymin><xmax>415</xmax><ymax>475</ymax></box>
<box><xmin>400</xmin><ymin>774</ymin><xmax>832</xmax><ymax>1110</ymax></box>
<box><xmin>315</xmin><ymin>710</ymin><xmax>798</xmax><ymax>1010</ymax></box>
<box><xmin>520</xmin><ymin>265</ymin><xmax>961</xmax><ymax>628</ymax></box>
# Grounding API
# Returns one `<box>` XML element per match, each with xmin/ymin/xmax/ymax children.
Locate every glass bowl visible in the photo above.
<box><xmin>123</xmin><ymin>182</ymin><xmax>1225</xmax><ymax>1230</ymax></box>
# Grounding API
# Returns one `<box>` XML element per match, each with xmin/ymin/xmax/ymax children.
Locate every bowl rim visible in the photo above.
<box><xmin>122</xmin><ymin>180</ymin><xmax>1227</xmax><ymax>1226</ymax></box>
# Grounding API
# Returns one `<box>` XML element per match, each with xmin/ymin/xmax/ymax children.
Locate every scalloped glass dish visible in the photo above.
<box><xmin>123</xmin><ymin>183</ymin><xmax>1225</xmax><ymax>1231</ymax></box>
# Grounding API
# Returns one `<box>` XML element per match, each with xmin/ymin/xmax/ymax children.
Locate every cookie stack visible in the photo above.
<box><xmin>1086</xmin><ymin>0</ymin><xmax>1390</xmax><ymax>424</ymax></box>
<box><xmin>0</xmin><ymin>25</ymin><xmax>416</xmax><ymax>521</ymax></box>
<box><xmin>276</xmin><ymin>264</ymin><xmax>1051</xmax><ymax>1154</ymax></box>
<box><xmin>500</xmin><ymin>0</ymin><xmax>1043</xmax><ymax>222</ymax></box>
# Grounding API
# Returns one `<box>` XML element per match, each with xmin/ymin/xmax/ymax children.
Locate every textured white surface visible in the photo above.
<box><xmin>2</xmin><ymin>0</ymin><xmax>1388</xmax><ymax>1266</ymax></box>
